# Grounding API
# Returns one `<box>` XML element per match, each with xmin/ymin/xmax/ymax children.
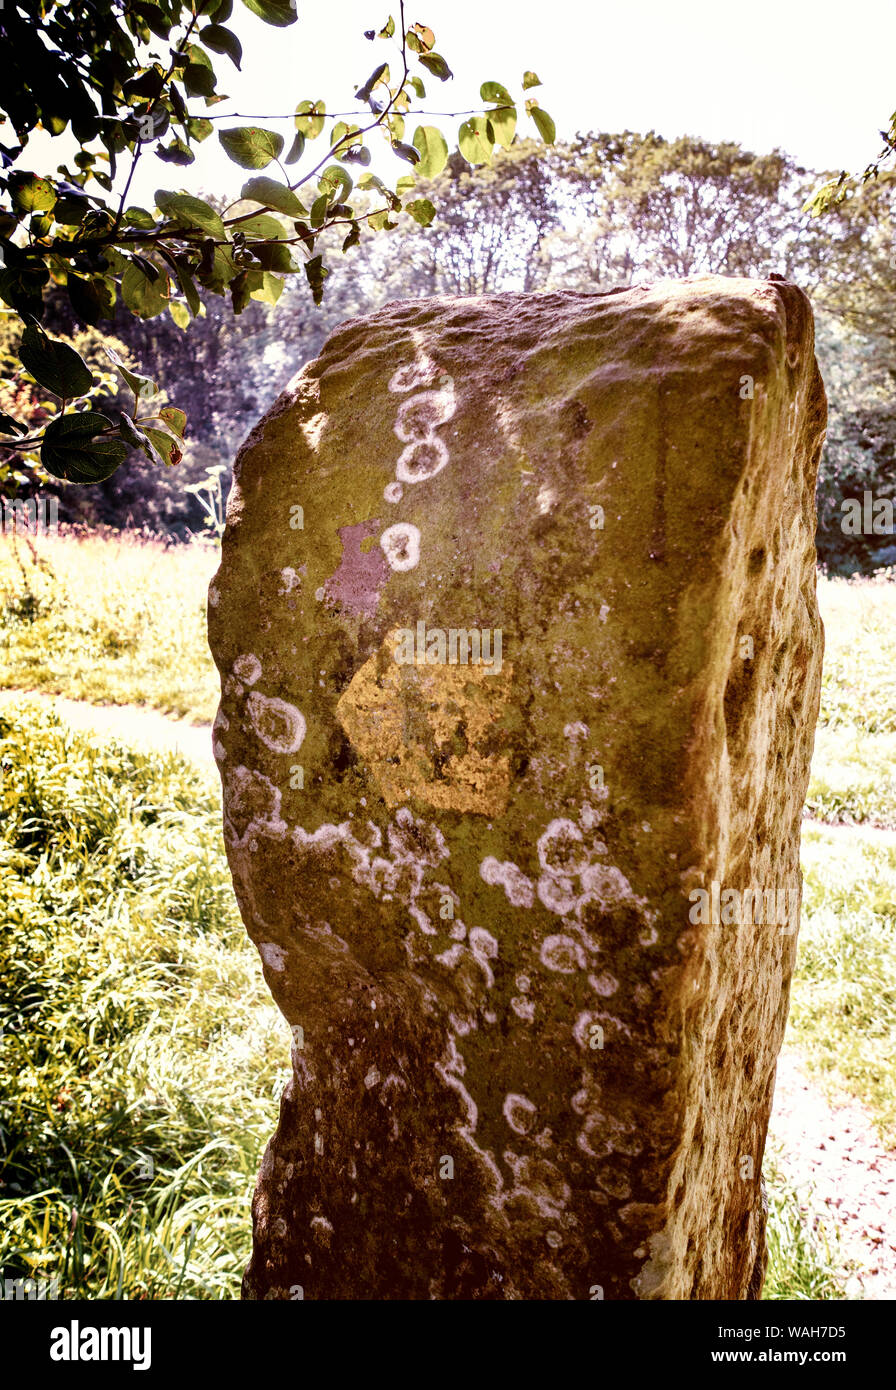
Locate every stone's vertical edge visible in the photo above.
<box><xmin>207</xmin><ymin>277</ymin><xmax>825</xmax><ymax>1301</ymax></box>
<box><xmin>651</xmin><ymin>279</ymin><xmax>827</xmax><ymax>1299</ymax></box>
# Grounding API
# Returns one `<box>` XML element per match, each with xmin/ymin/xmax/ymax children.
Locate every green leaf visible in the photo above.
<box><xmin>198</xmin><ymin>245</ymin><xmax>239</xmax><ymax>293</ymax></box>
<box><xmin>0</xmin><ymin>412</ymin><xmax>28</xmax><ymax>437</ymax></box>
<box><xmin>0</xmin><ymin>266</ymin><xmax>49</xmax><ymax>319</ymax></box>
<box><xmin>184</xmin><ymin>62</ymin><xmax>216</xmax><ymax>98</ymax></box>
<box><xmin>230</xmin><ymin>269</ymin><xmax>252</xmax><ymax>315</ymax></box>
<box><xmin>160</xmin><ymin>407</ymin><xmax>187</xmax><ymax>437</ymax></box>
<box><xmin>104</xmin><ymin>347</ymin><xmax>158</xmax><ymax>400</ymax></box>
<box><xmin>238</xmin><ymin>212</ymin><xmax>288</xmax><ymax>240</ymax></box>
<box><xmin>490</xmin><ymin>105</ymin><xmax>517</xmax><ymax>149</ymax></box>
<box><xmin>157</xmin><ymin>139</ymin><xmax>195</xmax><ymax>166</ymax></box>
<box><xmin>186</xmin><ymin>117</ymin><xmax>214</xmax><ymax>142</ymax></box>
<box><xmin>123</xmin><ymin>207</ymin><xmax>157</xmax><ymax>229</ymax></box>
<box><xmin>121</xmin><ymin>261</ymin><xmax>170</xmax><ymax>318</ymax></box>
<box><xmin>67</xmin><ymin>274</ymin><xmax>115</xmax><ymax>326</ymax></box>
<box><xmin>207</xmin><ymin>0</ymin><xmax>233</xmax><ymax>21</ymax></box>
<box><xmin>250</xmin><ymin>270</ymin><xmax>284</xmax><ymax>304</ymax></box>
<box><xmin>412</xmin><ymin>125</ymin><xmax>449</xmax><ymax>179</ymax></box>
<box><xmin>342</xmin><ymin>222</ymin><xmax>361</xmax><ymax>253</ymax></box>
<box><xmin>53</xmin><ymin>193</ymin><xmax>90</xmax><ymax>226</ymax></box>
<box><xmin>167</xmin><ymin>259</ymin><xmax>202</xmax><ymax>318</ymax></box>
<box><xmin>239</xmin><ymin>0</ymin><xmax>298</xmax><ymax>26</ymax></box>
<box><xmin>418</xmin><ymin>53</ymin><xmax>453</xmax><ymax>82</ymax></box>
<box><xmin>219</xmin><ymin>126</ymin><xmax>284</xmax><ymax>169</ymax></box>
<box><xmin>356</xmin><ymin>173</ymin><xmax>400</xmax><ymax>210</ymax></box>
<box><xmin>253</xmin><ymin>242</ymin><xmax>301</xmax><ymax>273</ymax></box>
<box><xmin>169</xmin><ymin>300</ymin><xmax>191</xmax><ymax>329</ymax></box>
<box><xmin>522</xmin><ymin>71</ymin><xmax>542</xmax><ymax>89</ymax></box>
<box><xmin>240</xmin><ymin>176</ymin><xmax>305</xmax><ymax>216</ymax></box>
<box><xmin>41</xmin><ymin>412</ymin><xmax>128</xmax><ymax>483</ymax></box>
<box><xmin>19</xmin><ymin>325</ymin><xmax>95</xmax><ymax>398</ymax></box>
<box><xmin>318</xmin><ymin>165</ymin><xmax>353</xmax><ymax>203</ymax></box>
<box><xmin>405</xmin><ymin>198</ymin><xmax>436</xmax><ymax>227</ymax></box>
<box><xmin>480</xmin><ymin>81</ymin><xmax>512</xmax><ymax>104</ymax></box>
<box><xmin>133</xmin><ymin>2</ymin><xmax>172</xmax><ymax>38</ymax></box>
<box><xmin>355</xmin><ymin>63</ymin><xmax>388</xmax><ymax>102</ymax></box>
<box><xmin>408</xmin><ymin>76</ymin><xmax>426</xmax><ymax>98</ymax></box>
<box><xmin>284</xmin><ymin>131</ymin><xmax>306</xmax><ymax>165</ymax></box>
<box><xmin>294</xmin><ymin>101</ymin><xmax>325</xmax><ymax>139</ymax></box>
<box><xmin>340</xmin><ymin>145</ymin><xmax>371</xmax><ymax>166</ymax></box>
<box><xmin>200</xmin><ymin>23</ymin><xmax>243</xmax><ymax>68</ymax></box>
<box><xmin>530</xmin><ymin>106</ymin><xmax>556</xmax><ymax>144</ymax></box>
<box><xmin>367</xmin><ymin>209</ymin><xmax>398</xmax><ymax>231</ymax></box>
<box><xmin>392</xmin><ymin>141</ymin><xmax>420</xmax><ymax>165</ymax></box>
<box><xmin>144</xmin><ymin>426</ymin><xmax>183</xmax><ymax>466</ymax></box>
<box><xmin>304</xmin><ymin>254</ymin><xmax>329</xmax><ymax>305</ymax></box>
<box><xmin>8</xmin><ymin>172</ymin><xmax>57</xmax><ymax>214</ymax></box>
<box><xmin>378</xmin><ymin>15</ymin><xmax>395</xmax><ymax>37</ymax></box>
<box><xmin>120</xmin><ymin>412</ymin><xmax>166</xmax><ymax>467</ymax></box>
<box><xmin>155</xmin><ymin>190</ymin><xmax>226</xmax><ymax>237</ymax></box>
<box><xmin>310</xmin><ymin>195</ymin><xmax>329</xmax><ymax>230</ymax></box>
<box><xmin>458</xmin><ymin>117</ymin><xmax>494</xmax><ymax>167</ymax></box>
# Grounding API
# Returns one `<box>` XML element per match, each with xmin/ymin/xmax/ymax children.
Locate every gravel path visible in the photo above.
<box><xmin>2</xmin><ymin>686</ymin><xmax>894</xmax><ymax>1297</ymax></box>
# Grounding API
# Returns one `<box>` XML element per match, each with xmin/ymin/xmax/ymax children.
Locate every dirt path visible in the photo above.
<box><xmin>802</xmin><ymin>817</ymin><xmax>896</xmax><ymax>845</ymax></box>
<box><xmin>0</xmin><ymin>687</ymin><xmax>215</xmax><ymax>772</ymax></box>
<box><xmin>769</xmin><ymin>1050</ymin><xmax>896</xmax><ymax>1299</ymax></box>
<box><xmin>2</xmin><ymin>686</ymin><xmax>894</xmax><ymax>1296</ymax></box>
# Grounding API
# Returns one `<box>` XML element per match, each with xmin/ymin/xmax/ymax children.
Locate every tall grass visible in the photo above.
<box><xmin>0</xmin><ymin>529</ymin><xmax>219</xmax><ymax>723</ymax></box>
<box><xmin>762</xmin><ymin>1152</ymin><xmax>849</xmax><ymax>1300</ymax></box>
<box><xmin>0</xmin><ymin>703</ymin><xmax>285</xmax><ymax>1298</ymax></box>
<box><xmin>806</xmin><ymin>573</ymin><xmax>896</xmax><ymax>827</ymax></box>
<box><xmin>791</xmin><ymin>825</ymin><xmax>896</xmax><ymax>1142</ymax></box>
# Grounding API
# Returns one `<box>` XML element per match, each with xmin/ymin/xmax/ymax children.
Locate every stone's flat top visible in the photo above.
<box><xmin>209</xmin><ymin>275</ymin><xmax>825</xmax><ymax>1300</ymax></box>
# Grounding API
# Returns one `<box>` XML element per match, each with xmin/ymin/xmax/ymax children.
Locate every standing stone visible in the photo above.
<box><xmin>208</xmin><ymin>275</ymin><xmax>826</xmax><ymax>1300</ymax></box>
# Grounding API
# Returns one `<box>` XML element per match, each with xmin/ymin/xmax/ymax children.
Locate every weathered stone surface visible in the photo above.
<box><xmin>208</xmin><ymin>276</ymin><xmax>826</xmax><ymax>1300</ymax></box>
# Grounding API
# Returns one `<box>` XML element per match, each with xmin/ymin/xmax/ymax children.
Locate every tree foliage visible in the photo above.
<box><xmin>50</xmin><ymin>129</ymin><xmax>892</xmax><ymax>574</ymax></box>
<box><xmin>0</xmin><ymin>0</ymin><xmax>554</xmax><ymax>484</ymax></box>
<box><xmin>806</xmin><ymin>105</ymin><xmax>896</xmax><ymax>216</ymax></box>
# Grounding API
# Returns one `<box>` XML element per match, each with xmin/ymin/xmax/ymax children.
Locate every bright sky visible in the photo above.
<box><xmin>22</xmin><ymin>0</ymin><xmax>896</xmax><ymax>205</ymax></box>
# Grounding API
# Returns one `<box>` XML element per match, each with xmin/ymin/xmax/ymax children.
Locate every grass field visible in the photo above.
<box><xmin>1</xmin><ymin>531</ymin><xmax>893</xmax><ymax>1300</ymax></box>
<box><xmin>0</xmin><ymin>531</ymin><xmax>219</xmax><ymax>724</ymax></box>
<box><xmin>808</xmin><ymin>571</ymin><xmax>896</xmax><ymax>828</ymax></box>
<box><xmin>0</xmin><ymin>705</ymin><xmax>284</xmax><ymax>1298</ymax></box>
<box><xmin>792</xmin><ymin>826</ymin><xmax>896</xmax><ymax>1143</ymax></box>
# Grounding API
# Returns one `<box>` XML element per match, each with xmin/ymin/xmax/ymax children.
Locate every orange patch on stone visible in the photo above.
<box><xmin>336</xmin><ymin>632</ymin><xmax>514</xmax><ymax>815</ymax></box>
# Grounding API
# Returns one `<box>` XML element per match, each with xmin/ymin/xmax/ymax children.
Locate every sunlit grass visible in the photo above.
<box><xmin>806</xmin><ymin>726</ymin><xmax>896</xmax><ymax>828</ymax></box>
<box><xmin>816</xmin><ymin>572</ymin><xmax>896</xmax><ymax>737</ymax></box>
<box><xmin>0</xmin><ymin>703</ymin><xmax>284</xmax><ymax>1298</ymax></box>
<box><xmin>790</xmin><ymin>824</ymin><xmax>896</xmax><ymax>1144</ymax></box>
<box><xmin>0</xmin><ymin>529</ymin><xmax>219</xmax><ymax>723</ymax></box>
<box><xmin>761</xmin><ymin>1148</ymin><xmax>850</xmax><ymax>1300</ymax></box>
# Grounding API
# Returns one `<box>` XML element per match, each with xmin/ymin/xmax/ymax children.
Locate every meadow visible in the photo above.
<box><xmin>0</xmin><ymin>530</ymin><xmax>219</xmax><ymax>724</ymax></box>
<box><xmin>1</xmin><ymin>530</ymin><xmax>893</xmax><ymax>1299</ymax></box>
